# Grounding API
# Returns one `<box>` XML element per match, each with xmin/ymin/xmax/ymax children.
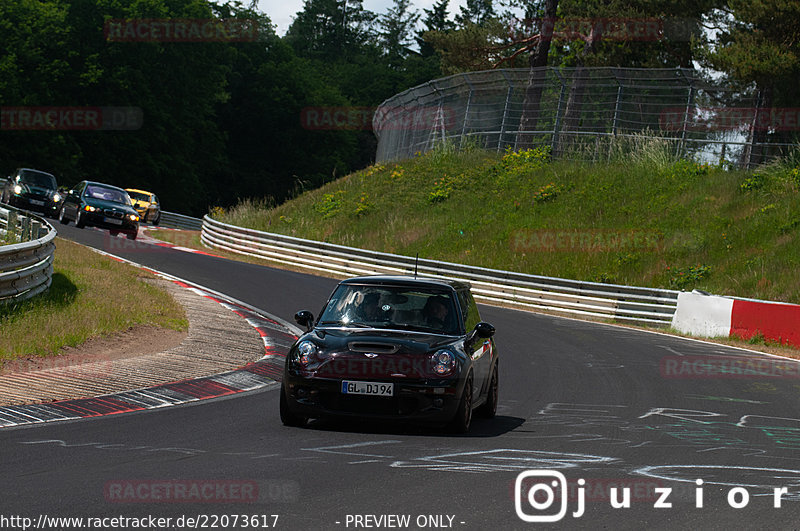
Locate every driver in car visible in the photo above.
<box><xmin>423</xmin><ymin>296</ymin><xmax>450</xmax><ymax>329</ymax></box>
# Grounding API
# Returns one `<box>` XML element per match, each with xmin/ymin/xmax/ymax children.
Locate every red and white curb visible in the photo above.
<box><xmin>672</xmin><ymin>290</ymin><xmax>800</xmax><ymax>348</ymax></box>
<box><xmin>0</xmin><ymin>249</ymin><xmax>299</xmax><ymax>429</ymax></box>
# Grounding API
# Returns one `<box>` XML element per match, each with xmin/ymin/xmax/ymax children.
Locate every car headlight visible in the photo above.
<box><xmin>52</xmin><ymin>193</ymin><xmax>61</xmax><ymax>203</ymax></box>
<box><xmin>297</xmin><ymin>341</ymin><xmax>317</xmax><ymax>366</ymax></box>
<box><xmin>84</xmin><ymin>205</ymin><xmax>97</xmax><ymax>212</ymax></box>
<box><xmin>13</xmin><ymin>184</ymin><xmax>23</xmax><ymax>195</ymax></box>
<box><xmin>129</xmin><ymin>214</ymin><xmax>139</xmax><ymax>221</ymax></box>
<box><xmin>431</xmin><ymin>349</ymin><xmax>456</xmax><ymax>376</ymax></box>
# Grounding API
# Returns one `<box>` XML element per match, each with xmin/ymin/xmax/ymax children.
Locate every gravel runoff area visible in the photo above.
<box><xmin>0</xmin><ymin>277</ymin><xmax>268</xmax><ymax>406</ymax></box>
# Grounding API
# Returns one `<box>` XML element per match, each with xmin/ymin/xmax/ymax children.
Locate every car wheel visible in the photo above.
<box><xmin>109</xmin><ymin>230</ymin><xmax>119</xmax><ymax>237</ymax></box>
<box><xmin>152</xmin><ymin>212</ymin><xmax>160</xmax><ymax>226</ymax></box>
<box><xmin>75</xmin><ymin>209</ymin><xmax>86</xmax><ymax>228</ymax></box>
<box><xmin>126</xmin><ymin>230</ymin><xmax>137</xmax><ymax>240</ymax></box>
<box><xmin>280</xmin><ymin>384</ymin><xmax>306</xmax><ymax>427</ymax></box>
<box><xmin>476</xmin><ymin>364</ymin><xmax>498</xmax><ymax>419</ymax></box>
<box><xmin>449</xmin><ymin>373</ymin><xmax>473</xmax><ymax>434</ymax></box>
<box><xmin>58</xmin><ymin>206</ymin><xmax>70</xmax><ymax>225</ymax></box>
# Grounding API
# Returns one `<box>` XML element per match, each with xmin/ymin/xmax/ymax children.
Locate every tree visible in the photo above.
<box><xmin>517</xmin><ymin>0</ymin><xmax>559</xmax><ymax>148</ymax></box>
<box><xmin>416</xmin><ymin>0</ymin><xmax>453</xmax><ymax>57</ymax></box>
<box><xmin>698</xmin><ymin>0</ymin><xmax>800</xmax><ymax>163</ymax></box>
<box><xmin>378</xmin><ymin>0</ymin><xmax>421</xmax><ymax>68</ymax></box>
<box><xmin>455</xmin><ymin>0</ymin><xmax>496</xmax><ymax>28</ymax></box>
<box><xmin>285</xmin><ymin>0</ymin><xmax>377</xmax><ymax>61</ymax></box>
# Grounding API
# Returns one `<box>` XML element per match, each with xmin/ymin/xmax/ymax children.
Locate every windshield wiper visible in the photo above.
<box><xmin>319</xmin><ymin>320</ymin><xmax>371</xmax><ymax>328</ymax></box>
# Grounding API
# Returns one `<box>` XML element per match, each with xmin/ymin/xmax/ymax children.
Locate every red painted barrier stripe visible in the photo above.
<box><xmin>731</xmin><ymin>299</ymin><xmax>800</xmax><ymax>348</ymax></box>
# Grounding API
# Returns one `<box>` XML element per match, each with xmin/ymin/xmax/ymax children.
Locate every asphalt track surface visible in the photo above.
<box><xmin>3</xmin><ymin>224</ymin><xmax>800</xmax><ymax>530</ymax></box>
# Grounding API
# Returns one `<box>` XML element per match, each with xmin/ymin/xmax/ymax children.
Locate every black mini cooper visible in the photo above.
<box><xmin>280</xmin><ymin>275</ymin><xmax>498</xmax><ymax>433</ymax></box>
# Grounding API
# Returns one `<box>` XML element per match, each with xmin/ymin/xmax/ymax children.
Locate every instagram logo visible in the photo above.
<box><xmin>515</xmin><ymin>470</ymin><xmax>584</xmax><ymax>522</ymax></box>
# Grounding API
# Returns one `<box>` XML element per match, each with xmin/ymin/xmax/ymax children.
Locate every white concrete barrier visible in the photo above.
<box><xmin>671</xmin><ymin>290</ymin><xmax>734</xmax><ymax>338</ymax></box>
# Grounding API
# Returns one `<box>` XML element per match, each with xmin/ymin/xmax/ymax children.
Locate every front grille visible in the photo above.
<box><xmin>102</xmin><ymin>209</ymin><xmax>124</xmax><ymax>219</ymax></box>
<box><xmin>319</xmin><ymin>392</ymin><xmax>421</xmax><ymax>416</ymax></box>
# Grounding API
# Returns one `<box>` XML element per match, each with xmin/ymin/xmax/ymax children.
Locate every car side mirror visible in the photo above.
<box><xmin>474</xmin><ymin>321</ymin><xmax>495</xmax><ymax>339</ymax></box>
<box><xmin>295</xmin><ymin>310</ymin><xmax>314</xmax><ymax>332</ymax></box>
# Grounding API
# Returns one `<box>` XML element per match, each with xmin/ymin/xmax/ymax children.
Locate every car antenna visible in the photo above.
<box><xmin>414</xmin><ymin>253</ymin><xmax>419</xmax><ymax>279</ymax></box>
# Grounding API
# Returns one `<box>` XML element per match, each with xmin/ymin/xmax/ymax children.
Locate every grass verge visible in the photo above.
<box><xmin>214</xmin><ymin>139</ymin><xmax>800</xmax><ymax>304</ymax></box>
<box><xmin>0</xmin><ymin>238</ymin><xmax>188</xmax><ymax>360</ymax></box>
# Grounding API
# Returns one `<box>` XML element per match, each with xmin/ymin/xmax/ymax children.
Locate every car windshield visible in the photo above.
<box><xmin>19</xmin><ymin>170</ymin><xmax>56</xmax><ymax>189</ymax></box>
<box><xmin>85</xmin><ymin>185</ymin><xmax>131</xmax><ymax>205</ymax></box>
<box><xmin>318</xmin><ymin>284</ymin><xmax>460</xmax><ymax>335</ymax></box>
<box><xmin>127</xmin><ymin>191</ymin><xmax>150</xmax><ymax>202</ymax></box>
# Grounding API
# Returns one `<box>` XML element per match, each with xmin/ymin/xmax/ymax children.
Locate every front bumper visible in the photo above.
<box><xmin>11</xmin><ymin>194</ymin><xmax>59</xmax><ymax>215</ymax></box>
<box><xmin>83</xmin><ymin>211</ymin><xmax>138</xmax><ymax>232</ymax></box>
<box><xmin>282</xmin><ymin>371</ymin><xmax>462</xmax><ymax>422</ymax></box>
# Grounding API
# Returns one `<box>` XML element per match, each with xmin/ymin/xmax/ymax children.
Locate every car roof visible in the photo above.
<box><xmin>125</xmin><ymin>188</ymin><xmax>154</xmax><ymax>195</ymax></box>
<box><xmin>339</xmin><ymin>275</ymin><xmax>471</xmax><ymax>291</ymax></box>
<box><xmin>18</xmin><ymin>168</ymin><xmax>55</xmax><ymax>177</ymax></box>
<box><xmin>82</xmin><ymin>180</ymin><xmax>128</xmax><ymax>192</ymax></box>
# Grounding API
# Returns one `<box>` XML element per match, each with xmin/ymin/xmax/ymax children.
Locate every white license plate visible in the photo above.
<box><xmin>104</xmin><ymin>217</ymin><xmax>123</xmax><ymax>225</ymax></box>
<box><xmin>341</xmin><ymin>381</ymin><xmax>393</xmax><ymax>396</ymax></box>
<box><xmin>30</xmin><ymin>200</ymin><xmax>45</xmax><ymax>206</ymax></box>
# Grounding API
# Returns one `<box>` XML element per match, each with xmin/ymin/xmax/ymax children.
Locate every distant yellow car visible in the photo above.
<box><xmin>125</xmin><ymin>188</ymin><xmax>161</xmax><ymax>225</ymax></box>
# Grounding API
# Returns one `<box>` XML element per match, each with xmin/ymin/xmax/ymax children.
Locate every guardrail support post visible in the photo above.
<box><xmin>21</xmin><ymin>217</ymin><xmax>31</xmax><ymax>243</ymax></box>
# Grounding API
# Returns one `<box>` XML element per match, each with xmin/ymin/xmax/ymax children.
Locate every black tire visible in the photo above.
<box><xmin>126</xmin><ymin>230</ymin><xmax>137</xmax><ymax>240</ymax></box>
<box><xmin>152</xmin><ymin>212</ymin><xmax>160</xmax><ymax>226</ymax></box>
<box><xmin>280</xmin><ymin>385</ymin><xmax>306</xmax><ymax>427</ymax></box>
<box><xmin>109</xmin><ymin>230</ymin><xmax>119</xmax><ymax>237</ymax></box>
<box><xmin>58</xmin><ymin>206</ymin><xmax>70</xmax><ymax>225</ymax></box>
<box><xmin>75</xmin><ymin>209</ymin><xmax>86</xmax><ymax>228</ymax></box>
<box><xmin>449</xmin><ymin>373</ymin><xmax>473</xmax><ymax>434</ymax></box>
<box><xmin>476</xmin><ymin>364</ymin><xmax>498</xmax><ymax>419</ymax></box>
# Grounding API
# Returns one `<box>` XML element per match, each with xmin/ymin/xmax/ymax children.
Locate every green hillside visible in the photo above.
<box><xmin>216</xmin><ymin>138</ymin><xmax>800</xmax><ymax>304</ymax></box>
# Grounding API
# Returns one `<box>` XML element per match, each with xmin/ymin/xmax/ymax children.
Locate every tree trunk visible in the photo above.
<box><xmin>555</xmin><ymin>22</ymin><xmax>603</xmax><ymax>157</ymax></box>
<box><xmin>516</xmin><ymin>0</ymin><xmax>558</xmax><ymax>150</ymax></box>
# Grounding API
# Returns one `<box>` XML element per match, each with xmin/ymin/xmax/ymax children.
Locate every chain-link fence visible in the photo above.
<box><xmin>373</xmin><ymin>67</ymin><xmax>797</xmax><ymax>168</ymax></box>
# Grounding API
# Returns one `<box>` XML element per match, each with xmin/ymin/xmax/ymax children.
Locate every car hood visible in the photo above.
<box><xmin>300</xmin><ymin>328</ymin><xmax>462</xmax><ymax>379</ymax></box>
<box><xmin>21</xmin><ymin>184</ymin><xmax>56</xmax><ymax>195</ymax></box>
<box><xmin>310</xmin><ymin>328</ymin><xmax>456</xmax><ymax>354</ymax></box>
<box><xmin>83</xmin><ymin>197</ymin><xmax>137</xmax><ymax>214</ymax></box>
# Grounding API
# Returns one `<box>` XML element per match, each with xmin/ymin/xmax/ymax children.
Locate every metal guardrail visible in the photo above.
<box><xmin>157</xmin><ymin>211</ymin><xmax>203</xmax><ymax>231</ymax></box>
<box><xmin>0</xmin><ymin>205</ymin><xmax>57</xmax><ymax>304</ymax></box>
<box><xmin>201</xmin><ymin>215</ymin><xmax>680</xmax><ymax>326</ymax></box>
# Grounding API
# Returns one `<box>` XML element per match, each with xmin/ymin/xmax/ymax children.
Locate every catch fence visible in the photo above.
<box><xmin>373</xmin><ymin>67</ymin><xmax>796</xmax><ymax>167</ymax></box>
